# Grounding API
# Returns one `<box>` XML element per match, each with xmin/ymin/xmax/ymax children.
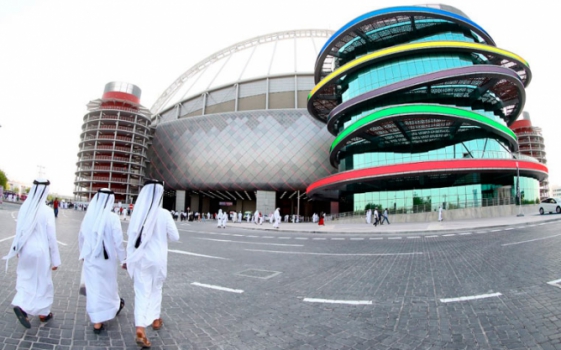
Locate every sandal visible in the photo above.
<box><xmin>135</xmin><ymin>331</ymin><xmax>151</xmax><ymax>348</ymax></box>
<box><xmin>93</xmin><ymin>323</ymin><xmax>104</xmax><ymax>334</ymax></box>
<box><xmin>152</xmin><ymin>318</ymin><xmax>163</xmax><ymax>330</ymax></box>
<box><xmin>39</xmin><ymin>312</ymin><xmax>53</xmax><ymax>322</ymax></box>
<box><xmin>13</xmin><ymin>306</ymin><xmax>31</xmax><ymax>329</ymax></box>
<box><xmin>116</xmin><ymin>298</ymin><xmax>125</xmax><ymax>316</ymax></box>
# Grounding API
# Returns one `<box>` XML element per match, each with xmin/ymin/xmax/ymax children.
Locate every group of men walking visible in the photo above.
<box><xmin>366</xmin><ymin>208</ymin><xmax>390</xmax><ymax>226</ymax></box>
<box><xmin>3</xmin><ymin>178</ymin><xmax>179</xmax><ymax>348</ymax></box>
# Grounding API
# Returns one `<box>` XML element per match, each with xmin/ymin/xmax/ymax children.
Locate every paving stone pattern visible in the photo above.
<box><xmin>1</xmin><ymin>204</ymin><xmax>561</xmax><ymax>349</ymax></box>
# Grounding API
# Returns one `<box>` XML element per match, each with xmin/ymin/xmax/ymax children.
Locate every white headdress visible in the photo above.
<box><xmin>125</xmin><ymin>179</ymin><xmax>164</xmax><ymax>277</ymax></box>
<box><xmin>3</xmin><ymin>179</ymin><xmax>51</xmax><ymax>271</ymax></box>
<box><xmin>79</xmin><ymin>189</ymin><xmax>115</xmax><ymax>260</ymax></box>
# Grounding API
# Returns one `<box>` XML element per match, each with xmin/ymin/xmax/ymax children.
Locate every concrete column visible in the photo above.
<box><xmin>176</xmin><ymin>190</ymin><xmax>186</xmax><ymax>211</ymax></box>
<box><xmin>256</xmin><ymin>190</ymin><xmax>276</xmax><ymax>216</ymax></box>
<box><xmin>190</xmin><ymin>194</ymin><xmax>200</xmax><ymax>212</ymax></box>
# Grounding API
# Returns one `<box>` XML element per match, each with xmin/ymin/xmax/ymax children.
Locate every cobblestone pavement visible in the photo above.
<box><xmin>2</xmin><ymin>203</ymin><xmax>561</xmax><ymax>349</ymax></box>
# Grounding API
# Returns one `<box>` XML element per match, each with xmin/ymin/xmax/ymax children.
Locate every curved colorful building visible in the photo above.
<box><xmin>307</xmin><ymin>4</ymin><xmax>547</xmax><ymax>211</ymax></box>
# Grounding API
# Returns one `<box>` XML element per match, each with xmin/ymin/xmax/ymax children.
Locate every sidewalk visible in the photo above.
<box><xmin>227</xmin><ymin>213</ymin><xmax>561</xmax><ymax>235</ymax></box>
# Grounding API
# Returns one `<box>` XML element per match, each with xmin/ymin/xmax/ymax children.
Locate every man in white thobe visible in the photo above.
<box><xmin>366</xmin><ymin>209</ymin><xmax>372</xmax><ymax>224</ymax></box>
<box><xmin>438</xmin><ymin>206</ymin><xmax>443</xmax><ymax>222</ymax></box>
<box><xmin>125</xmin><ymin>180</ymin><xmax>179</xmax><ymax>348</ymax></box>
<box><xmin>79</xmin><ymin>189</ymin><xmax>126</xmax><ymax>334</ymax></box>
<box><xmin>217</xmin><ymin>209</ymin><xmax>226</xmax><ymax>228</ymax></box>
<box><xmin>253</xmin><ymin>210</ymin><xmax>259</xmax><ymax>225</ymax></box>
<box><xmin>3</xmin><ymin>179</ymin><xmax>61</xmax><ymax>329</ymax></box>
<box><xmin>273</xmin><ymin>208</ymin><xmax>281</xmax><ymax>229</ymax></box>
<box><xmin>238</xmin><ymin>211</ymin><xmax>242</xmax><ymax>223</ymax></box>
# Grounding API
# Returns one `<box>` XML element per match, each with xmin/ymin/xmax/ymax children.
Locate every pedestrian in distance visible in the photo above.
<box><xmin>124</xmin><ymin>179</ymin><xmax>179</xmax><ymax>348</ymax></box>
<box><xmin>3</xmin><ymin>179</ymin><xmax>61</xmax><ymax>329</ymax></box>
<box><xmin>373</xmin><ymin>208</ymin><xmax>380</xmax><ymax>226</ymax></box>
<box><xmin>53</xmin><ymin>197</ymin><xmax>59</xmax><ymax>218</ymax></box>
<box><xmin>438</xmin><ymin>206</ymin><xmax>443</xmax><ymax>222</ymax></box>
<box><xmin>78</xmin><ymin>188</ymin><xmax>126</xmax><ymax>334</ymax></box>
<box><xmin>273</xmin><ymin>208</ymin><xmax>281</xmax><ymax>229</ymax></box>
<box><xmin>217</xmin><ymin>209</ymin><xmax>226</xmax><ymax>228</ymax></box>
<box><xmin>380</xmin><ymin>208</ymin><xmax>390</xmax><ymax>225</ymax></box>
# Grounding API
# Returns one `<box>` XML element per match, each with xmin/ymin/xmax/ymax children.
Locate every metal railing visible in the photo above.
<box><xmin>333</xmin><ymin>196</ymin><xmax>538</xmax><ymax>220</ymax></box>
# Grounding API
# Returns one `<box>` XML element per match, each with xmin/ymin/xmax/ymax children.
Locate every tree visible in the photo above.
<box><xmin>412</xmin><ymin>194</ymin><xmax>431</xmax><ymax>213</ymax></box>
<box><xmin>0</xmin><ymin>169</ymin><xmax>7</xmax><ymax>190</ymax></box>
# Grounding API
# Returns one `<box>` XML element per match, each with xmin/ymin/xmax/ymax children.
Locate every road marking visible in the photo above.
<box><xmin>547</xmin><ymin>279</ymin><xmax>561</xmax><ymax>289</ymax></box>
<box><xmin>246</xmin><ymin>235</ymin><xmax>259</xmax><ymax>238</ymax></box>
<box><xmin>191</xmin><ymin>282</ymin><xmax>243</xmax><ymax>293</ymax></box>
<box><xmin>57</xmin><ymin>241</ymin><xmax>68</xmax><ymax>246</ymax></box>
<box><xmin>490</xmin><ymin>229</ymin><xmax>501</xmax><ymax>232</ymax></box>
<box><xmin>458</xmin><ymin>232</ymin><xmax>472</xmax><ymax>235</ymax></box>
<box><xmin>313</xmin><ymin>238</ymin><xmax>326</xmax><ymax>240</ymax></box>
<box><xmin>442</xmin><ymin>234</ymin><xmax>456</xmax><ymax>237</ymax></box>
<box><xmin>502</xmin><ymin>233</ymin><xmax>561</xmax><ymax>246</ymax></box>
<box><xmin>425</xmin><ymin>235</ymin><xmax>438</xmax><ymax>238</ymax></box>
<box><xmin>196</xmin><ymin>238</ymin><xmax>303</xmax><ymax>247</ymax></box>
<box><xmin>350</xmin><ymin>238</ymin><xmax>364</xmax><ymax>240</ymax></box>
<box><xmin>331</xmin><ymin>238</ymin><xmax>345</xmax><ymax>240</ymax></box>
<box><xmin>295</xmin><ymin>238</ymin><xmax>308</xmax><ymax>240</ymax></box>
<box><xmin>476</xmin><ymin>231</ymin><xmax>487</xmax><ymax>234</ymax></box>
<box><xmin>303</xmin><ymin>298</ymin><xmax>372</xmax><ymax>305</ymax></box>
<box><xmin>263</xmin><ymin>236</ymin><xmax>274</xmax><ymax>239</ymax></box>
<box><xmin>0</xmin><ymin>235</ymin><xmax>15</xmax><ymax>243</ymax></box>
<box><xmin>388</xmin><ymin>237</ymin><xmax>402</xmax><ymax>240</ymax></box>
<box><xmin>538</xmin><ymin>223</ymin><xmax>546</xmax><ymax>226</ymax></box>
<box><xmin>168</xmin><ymin>249</ymin><xmax>228</xmax><ymax>260</ymax></box>
<box><xmin>233</xmin><ymin>234</ymin><xmax>244</xmax><ymax>237</ymax></box>
<box><xmin>504</xmin><ymin>228</ymin><xmax>514</xmax><ymax>231</ymax></box>
<box><xmin>407</xmin><ymin>236</ymin><xmax>420</xmax><ymax>239</ymax></box>
<box><xmin>369</xmin><ymin>237</ymin><xmax>383</xmax><ymax>240</ymax></box>
<box><xmin>279</xmin><ymin>237</ymin><xmax>291</xmax><ymax>239</ymax></box>
<box><xmin>440</xmin><ymin>292</ymin><xmax>502</xmax><ymax>303</ymax></box>
<box><xmin>245</xmin><ymin>249</ymin><xmax>423</xmax><ymax>256</ymax></box>
<box><xmin>527</xmin><ymin>225</ymin><xmax>536</xmax><ymax>227</ymax></box>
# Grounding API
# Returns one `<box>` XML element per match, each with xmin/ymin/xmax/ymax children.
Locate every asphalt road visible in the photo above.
<box><xmin>1</xmin><ymin>203</ymin><xmax>561</xmax><ymax>349</ymax></box>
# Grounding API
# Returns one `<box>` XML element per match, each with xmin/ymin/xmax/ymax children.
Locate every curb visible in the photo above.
<box><xmin>233</xmin><ymin>216</ymin><xmax>561</xmax><ymax>236</ymax></box>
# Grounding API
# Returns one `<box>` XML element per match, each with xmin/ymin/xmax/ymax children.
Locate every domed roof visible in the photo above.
<box><xmin>152</xmin><ymin>29</ymin><xmax>333</xmax><ymax>114</ymax></box>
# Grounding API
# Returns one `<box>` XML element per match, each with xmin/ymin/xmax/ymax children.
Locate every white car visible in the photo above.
<box><xmin>539</xmin><ymin>197</ymin><xmax>561</xmax><ymax>215</ymax></box>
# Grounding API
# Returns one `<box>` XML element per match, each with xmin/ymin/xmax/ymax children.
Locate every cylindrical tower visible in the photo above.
<box><xmin>307</xmin><ymin>5</ymin><xmax>547</xmax><ymax>211</ymax></box>
<box><xmin>510</xmin><ymin>111</ymin><xmax>548</xmax><ymax>200</ymax></box>
<box><xmin>74</xmin><ymin>82</ymin><xmax>152</xmax><ymax>203</ymax></box>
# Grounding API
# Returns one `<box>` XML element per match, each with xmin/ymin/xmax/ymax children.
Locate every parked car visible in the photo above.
<box><xmin>538</xmin><ymin>197</ymin><xmax>561</xmax><ymax>215</ymax></box>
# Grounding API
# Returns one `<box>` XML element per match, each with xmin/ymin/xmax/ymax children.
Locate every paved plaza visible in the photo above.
<box><xmin>2</xmin><ymin>203</ymin><xmax>561</xmax><ymax>349</ymax></box>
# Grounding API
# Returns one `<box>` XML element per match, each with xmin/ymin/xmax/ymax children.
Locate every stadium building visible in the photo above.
<box><xmin>147</xmin><ymin>30</ymin><xmax>337</xmax><ymax>216</ymax></box>
<box><xmin>306</xmin><ymin>4</ymin><xmax>548</xmax><ymax>212</ymax></box>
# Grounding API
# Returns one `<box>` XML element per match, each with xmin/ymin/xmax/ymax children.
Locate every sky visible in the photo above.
<box><xmin>0</xmin><ymin>0</ymin><xmax>559</xmax><ymax>197</ymax></box>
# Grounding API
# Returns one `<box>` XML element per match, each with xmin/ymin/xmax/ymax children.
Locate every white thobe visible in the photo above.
<box><xmin>129</xmin><ymin>209</ymin><xmax>179</xmax><ymax>327</ymax></box>
<box><xmin>273</xmin><ymin>210</ymin><xmax>281</xmax><ymax>228</ymax></box>
<box><xmin>253</xmin><ymin>211</ymin><xmax>259</xmax><ymax>224</ymax></box>
<box><xmin>79</xmin><ymin>213</ymin><xmax>126</xmax><ymax>323</ymax></box>
<box><xmin>438</xmin><ymin>208</ymin><xmax>443</xmax><ymax>221</ymax></box>
<box><xmin>12</xmin><ymin>205</ymin><xmax>61</xmax><ymax>316</ymax></box>
<box><xmin>366</xmin><ymin>210</ymin><xmax>372</xmax><ymax>224</ymax></box>
<box><xmin>238</xmin><ymin>213</ymin><xmax>242</xmax><ymax>223</ymax></box>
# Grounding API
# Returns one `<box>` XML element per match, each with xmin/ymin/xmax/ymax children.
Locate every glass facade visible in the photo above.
<box><xmin>307</xmin><ymin>5</ymin><xmax>544</xmax><ymax>210</ymax></box>
<box><xmin>353</xmin><ymin>175</ymin><xmax>539</xmax><ymax>212</ymax></box>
